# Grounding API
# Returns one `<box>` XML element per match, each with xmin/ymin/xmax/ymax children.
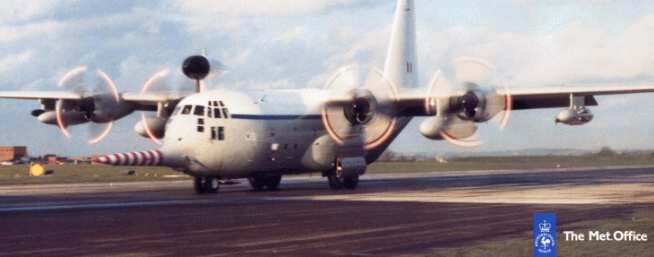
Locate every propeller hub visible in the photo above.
<box><xmin>459</xmin><ymin>91</ymin><xmax>481</xmax><ymax>118</ymax></box>
<box><xmin>344</xmin><ymin>93</ymin><xmax>376</xmax><ymax>125</ymax></box>
<box><xmin>321</xmin><ymin>66</ymin><xmax>397</xmax><ymax>150</ymax></box>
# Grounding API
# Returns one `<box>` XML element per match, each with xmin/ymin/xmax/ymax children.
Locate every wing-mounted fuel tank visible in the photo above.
<box><xmin>555</xmin><ymin>94</ymin><xmax>594</xmax><ymax>126</ymax></box>
<box><xmin>555</xmin><ymin>107</ymin><xmax>593</xmax><ymax>126</ymax></box>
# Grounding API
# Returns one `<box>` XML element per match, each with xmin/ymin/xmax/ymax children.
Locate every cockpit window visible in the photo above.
<box><xmin>213</xmin><ymin>108</ymin><xmax>222</xmax><ymax>118</ymax></box>
<box><xmin>181</xmin><ymin>105</ymin><xmax>192</xmax><ymax>115</ymax></box>
<box><xmin>172</xmin><ymin>106</ymin><xmax>181</xmax><ymax>116</ymax></box>
<box><xmin>194</xmin><ymin>106</ymin><xmax>205</xmax><ymax>116</ymax></box>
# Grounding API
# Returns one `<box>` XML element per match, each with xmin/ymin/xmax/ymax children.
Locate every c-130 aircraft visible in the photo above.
<box><xmin>2</xmin><ymin>0</ymin><xmax>654</xmax><ymax>194</ymax></box>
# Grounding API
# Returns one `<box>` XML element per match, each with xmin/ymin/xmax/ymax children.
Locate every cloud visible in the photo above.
<box><xmin>173</xmin><ymin>0</ymin><xmax>354</xmax><ymax>17</ymax></box>
<box><xmin>0</xmin><ymin>0</ymin><xmax>64</xmax><ymax>24</ymax></box>
<box><xmin>0</xmin><ymin>51</ymin><xmax>34</xmax><ymax>81</ymax></box>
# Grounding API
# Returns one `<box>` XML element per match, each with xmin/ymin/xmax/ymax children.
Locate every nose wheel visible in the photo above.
<box><xmin>194</xmin><ymin>176</ymin><xmax>219</xmax><ymax>194</ymax></box>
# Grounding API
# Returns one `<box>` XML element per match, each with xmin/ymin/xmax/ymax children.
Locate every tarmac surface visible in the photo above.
<box><xmin>1</xmin><ymin>167</ymin><xmax>653</xmax><ymax>257</ymax></box>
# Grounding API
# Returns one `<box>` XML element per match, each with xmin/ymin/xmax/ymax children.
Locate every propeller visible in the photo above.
<box><xmin>137</xmin><ymin>54</ymin><xmax>227</xmax><ymax>145</ymax></box>
<box><xmin>321</xmin><ymin>65</ymin><xmax>398</xmax><ymax>152</ymax></box>
<box><xmin>55</xmin><ymin>66</ymin><xmax>121</xmax><ymax>145</ymax></box>
<box><xmin>424</xmin><ymin>57</ymin><xmax>512</xmax><ymax>147</ymax></box>
<box><xmin>137</xmin><ymin>68</ymin><xmax>174</xmax><ymax>145</ymax></box>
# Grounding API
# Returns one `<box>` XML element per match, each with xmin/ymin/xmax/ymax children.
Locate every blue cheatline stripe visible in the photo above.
<box><xmin>230</xmin><ymin>114</ymin><xmax>322</xmax><ymax>120</ymax></box>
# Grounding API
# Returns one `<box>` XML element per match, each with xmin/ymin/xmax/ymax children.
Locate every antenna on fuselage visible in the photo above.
<box><xmin>182</xmin><ymin>55</ymin><xmax>210</xmax><ymax>93</ymax></box>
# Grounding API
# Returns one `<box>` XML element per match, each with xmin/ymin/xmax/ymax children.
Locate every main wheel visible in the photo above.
<box><xmin>343</xmin><ymin>175</ymin><xmax>359</xmax><ymax>190</ymax></box>
<box><xmin>204</xmin><ymin>176</ymin><xmax>219</xmax><ymax>194</ymax></box>
<box><xmin>328</xmin><ymin>174</ymin><xmax>344</xmax><ymax>190</ymax></box>
<box><xmin>264</xmin><ymin>175</ymin><xmax>282</xmax><ymax>191</ymax></box>
<box><xmin>194</xmin><ymin>177</ymin><xmax>206</xmax><ymax>194</ymax></box>
<box><xmin>249</xmin><ymin>175</ymin><xmax>282</xmax><ymax>191</ymax></box>
<box><xmin>248</xmin><ymin>177</ymin><xmax>266</xmax><ymax>191</ymax></box>
<box><xmin>327</xmin><ymin>169</ymin><xmax>359</xmax><ymax>190</ymax></box>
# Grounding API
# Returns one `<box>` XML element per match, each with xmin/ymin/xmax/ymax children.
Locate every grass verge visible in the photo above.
<box><xmin>428</xmin><ymin>207</ymin><xmax>653</xmax><ymax>257</ymax></box>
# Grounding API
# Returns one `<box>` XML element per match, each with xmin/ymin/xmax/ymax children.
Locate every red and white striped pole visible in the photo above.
<box><xmin>93</xmin><ymin>150</ymin><xmax>165</xmax><ymax>166</ymax></box>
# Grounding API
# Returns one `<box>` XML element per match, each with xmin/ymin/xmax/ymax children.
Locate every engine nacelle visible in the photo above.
<box><xmin>36</xmin><ymin>111</ymin><xmax>88</xmax><ymax>126</ymax></box>
<box><xmin>419</xmin><ymin>116</ymin><xmax>477</xmax><ymax>140</ymax></box>
<box><xmin>134</xmin><ymin>117</ymin><xmax>167</xmax><ymax>139</ymax></box>
<box><xmin>88</xmin><ymin>95</ymin><xmax>134</xmax><ymax>123</ymax></box>
<box><xmin>555</xmin><ymin>107</ymin><xmax>594</xmax><ymax>126</ymax></box>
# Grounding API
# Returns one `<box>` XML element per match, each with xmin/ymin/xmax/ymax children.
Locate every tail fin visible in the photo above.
<box><xmin>383</xmin><ymin>0</ymin><xmax>418</xmax><ymax>89</ymax></box>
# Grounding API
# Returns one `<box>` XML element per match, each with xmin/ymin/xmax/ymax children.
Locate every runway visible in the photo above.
<box><xmin>1</xmin><ymin>167</ymin><xmax>653</xmax><ymax>257</ymax></box>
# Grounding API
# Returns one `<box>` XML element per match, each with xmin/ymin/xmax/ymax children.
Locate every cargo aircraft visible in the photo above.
<box><xmin>2</xmin><ymin>0</ymin><xmax>654</xmax><ymax>194</ymax></box>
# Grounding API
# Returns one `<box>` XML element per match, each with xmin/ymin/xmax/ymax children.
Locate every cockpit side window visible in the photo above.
<box><xmin>213</xmin><ymin>108</ymin><xmax>222</xmax><ymax>118</ymax></box>
<box><xmin>194</xmin><ymin>106</ymin><xmax>205</xmax><ymax>116</ymax></box>
<box><xmin>181</xmin><ymin>105</ymin><xmax>192</xmax><ymax>115</ymax></box>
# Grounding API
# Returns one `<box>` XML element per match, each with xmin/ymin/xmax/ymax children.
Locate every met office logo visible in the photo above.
<box><xmin>533</xmin><ymin>213</ymin><xmax>557</xmax><ymax>257</ymax></box>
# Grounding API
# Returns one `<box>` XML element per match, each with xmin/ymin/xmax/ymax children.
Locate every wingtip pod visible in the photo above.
<box><xmin>92</xmin><ymin>150</ymin><xmax>164</xmax><ymax>166</ymax></box>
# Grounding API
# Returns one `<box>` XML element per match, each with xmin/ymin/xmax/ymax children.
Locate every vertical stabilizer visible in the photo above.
<box><xmin>383</xmin><ymin>0</ymin><xmax>418</xmax><ymax>89</ymax></box>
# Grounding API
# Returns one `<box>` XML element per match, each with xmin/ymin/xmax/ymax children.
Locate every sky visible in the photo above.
<box><xmin>2</xmin><ymin>0</ymin><xmax>654</xmax><ymax>156</ymax></box>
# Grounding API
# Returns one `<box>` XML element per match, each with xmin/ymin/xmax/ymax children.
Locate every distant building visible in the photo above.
<box><xmin>0</xmin><ymin>146</ymin><xmax>27</xmax><ymax>162</ymax></box>
<box><xmin>44</xmin><ymin>154</ymin><xmax>68</xmax><ymax>165</ymax></box>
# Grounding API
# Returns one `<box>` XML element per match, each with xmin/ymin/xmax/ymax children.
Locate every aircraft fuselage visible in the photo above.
<box><xmin>161</xmin><ymin>88</ymin><xmax>407</xmax><ymax>178</ymax></box>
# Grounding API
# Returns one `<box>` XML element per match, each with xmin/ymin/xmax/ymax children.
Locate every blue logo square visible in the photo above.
<box><xmin>533</xmin><ymin>213</ymin><xmax>557</xmax><ymax>257</ymax></box>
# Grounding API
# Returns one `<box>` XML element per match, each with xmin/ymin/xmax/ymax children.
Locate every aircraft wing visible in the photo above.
<box><xmin>0</xmin><ymin>91</ymin><xmax>84</xmax><ymax>100</ymax></box>
<box><xmin>501</xmin><ymin>84</ymin><xmax>654</xmax><ymax>110</ymax></box>
<box><xmin>121</xmin><ymin>91</ymin><xmax>193</xmax><ymax>111</ymax></box>
<box><xmin>393</xmin><ymin>83</ymin><xmax>654</xmax><ymax>116</ymax></box>
<box><xmin>0</xmin><ymin>90</ymin><xmax>192</xmax><ymax>111</ymax></box>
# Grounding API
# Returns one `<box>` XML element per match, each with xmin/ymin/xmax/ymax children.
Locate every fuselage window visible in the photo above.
<box><xmin>211</xmin><ymin>126</ymin><xmax>225</xmax><ymax>141</ymax></box>
<box><xmin>181</xmin><ymin>105</ymin><xmax>192</xmax><ymax>115</ymax></box>
<box><xmin>197</xmin><ymin>126</ymin><xmax>204</xmax><ymax>133</ymax></box>
<box><xmin>194</xmin><ymin>106</ymin><xmax>205</xmax><ymax>116</ymax></box>
<box><xmin>218</xmin><ymin>127</ymin><xmax>225</xmax><ymax>140</ymax></box>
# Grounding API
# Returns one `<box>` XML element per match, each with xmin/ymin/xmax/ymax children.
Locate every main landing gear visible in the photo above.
<box><xmin>325</xmin><ymin>158</ymin><xmax>364</xmax><ymax>190</ymax></box>
<box><xmin>326</xmin><ymin>170</ymin><xmax>359</xmax><ymax>190</ymax></box>
<box><xmin>248</xmin><ymin>175</ymin><xmax>282</xmax><ymax>191</ymax></box>
<box><xmin>194</xmin><ymin>176</ymin><xmax>219</xmax><ymax>194</ymax></box>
